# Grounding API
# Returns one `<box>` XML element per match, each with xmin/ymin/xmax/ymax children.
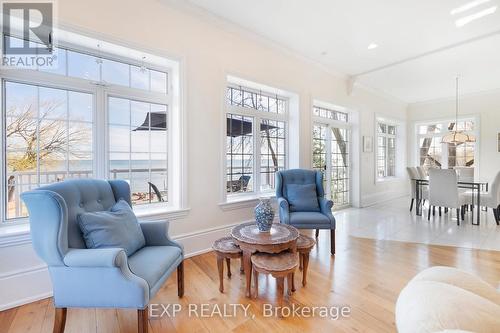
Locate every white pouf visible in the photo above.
<box><xmin>396</xmin><ymin>266</ymin><xmax>500</xmax><ymax>333</ymax></box>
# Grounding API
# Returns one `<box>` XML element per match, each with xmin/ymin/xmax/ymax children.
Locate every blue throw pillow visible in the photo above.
<box><xmin>286</xmin><ymin>183</ymin><xmax>320</xmax><ymax>212</ymax></box>
<box><xmin>77</xmin><ymin>199</ymin><xmax>146</xmax><ymax>256</ymax></box>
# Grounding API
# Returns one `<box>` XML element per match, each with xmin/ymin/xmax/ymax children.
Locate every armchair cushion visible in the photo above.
<box><xmin>128</xmin><ymin>246</ymin><xmax>182</xmax><ymax>290</ymax></box>
<box><xmin>286</xmin><ymin>184</ymin><xmax>320</xmax><ymax>212</ymax></box>
<box><xmin>289</xmin><ymin>212</ymin><xmax>331</xmax><ymax>228</ymax></box>
<box><xmin>77</xmin><ymin>199</ymin><xmax>145</xmax><ymax>256</ymax></box>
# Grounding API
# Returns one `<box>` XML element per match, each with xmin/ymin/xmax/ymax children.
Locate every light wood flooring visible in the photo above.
<box><xmin>2</xmin><ymin>232</ymin><xmax>500</xmax><ymax>333</ymax></box>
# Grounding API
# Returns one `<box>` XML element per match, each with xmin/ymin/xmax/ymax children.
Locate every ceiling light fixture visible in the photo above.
<box><xmin>441</xmin><ymin>76</ymin><xmax>476</xmax><ymax>144</ymax></box>
<box><xmin>367</xmin><ymin>43</ymin><xmax>378</xmax><ymax>50</ymax></box>
<box><xmin>455</xmin><ymin>6</ymin><xmax>497</xmax><ymax>27</ymax></box>
<box><xmin>450</xmin><ymin>0</ymin><xmax>491</xmax><ymax>15</ymax></box>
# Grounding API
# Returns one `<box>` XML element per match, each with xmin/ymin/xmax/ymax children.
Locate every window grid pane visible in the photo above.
<box><xmin>312</xmin><ymin>124</ymin><xmax>327</xmax><ymax>191</ymax></box>
<box><xmin>5</xmin><ymin>81</ymin><xmax>94</xmax><ymax>220</ymax></box>
<box><xmin>226</xmin><ymin>114</ymin><xmax>254</xmax><ymax>194</ymax></box>
<box><xmin>331</xmin><ymin>127</ymin><xmax>350</xmax><ymax>206</ymax></box>
<box><xmin>377</xmin><ymin>121</ymin><xmax>397</xmax><ymax>179</ymax></box>
<box><xmin>108</xmin><ymin>97</ymin><xmax>168</xmax><ymax>205</ymax></box>
<box><xmin>260</xmin><ymin>119</ymin><xmax>286</xmax><ymax>191</ymax></box>
<box><xmin>313</xmin><ymin>106</ymin><xmax>348</xmax><ymax>122</ymax></box>
<box><xmin>226</xmin><ymin>86</ymin><xmax>286</xmax><ymax>114</ymax></box>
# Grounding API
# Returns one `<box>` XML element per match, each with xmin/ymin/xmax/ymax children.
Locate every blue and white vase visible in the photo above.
<box><xmin>255</xmin><ymin>198</ymin><xmax>274</xmax><ymax>232</ymax></box>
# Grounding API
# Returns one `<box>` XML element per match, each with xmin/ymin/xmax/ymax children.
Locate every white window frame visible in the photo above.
<box><xmin>311</xmin><ymin>103</ymin><xmax>352</xmax><ymax>209</ymax></box>
<box><xmin>375</xmin><ymin>116</ymin><xmax>405</xmax><ymax>182</ymax></box>
<box><xmin>377</xmin><ymin>122</ymin><xmax>396</xmax><ymax>179</ymax></box>
<box><xmin>0</xmin><ymin>35</ymin><xmax>182</xmax><ymax>224</ymax></box>
<box><xmin>413</xmin><ymin>116</ymin><xmax>479</xmax><ymax>174</ymax></box>
<box><xmin>223</xmin><ymin>83</ymin><xmax>289</xmax><ymax>203</ymax></box>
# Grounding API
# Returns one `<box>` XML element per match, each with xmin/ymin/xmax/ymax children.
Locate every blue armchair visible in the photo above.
<box><xmin>276</xmin><ymin>169</ymin><xmax>336</xmax><ymax>255</ymax></box>
<box><xmin>21</xmin><ymin>179</ymin><xmax>184</xmax><ymax>333</ymax></box>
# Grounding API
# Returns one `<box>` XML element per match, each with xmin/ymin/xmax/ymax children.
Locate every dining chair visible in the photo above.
<box><xmin>464</xmin><ymin>171</ymin><xmax>500</xmax><ymax>225</ymax></box>
<box><xmin>416</xmin><ymin>166</ymin><xmax>427</xmax><ymax>179</ymax></box>
<box><xmin>406</xmin><ymin>167</ymin><xmax>428</xmax><ymax>212</ymax></box>
<box><xmin>428</xmin><ymin>169</ymin><xmax>470</xmax><ymax>225</ymax></box>
<box><xmin>454</xmin><ymin>167</ymin><xmax>474</xmax><ymax>183</ymax></box>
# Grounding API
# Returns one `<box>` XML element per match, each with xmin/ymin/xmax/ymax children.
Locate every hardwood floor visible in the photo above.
<box><xmin>2</xmin><ymin>233</ymin><xmax>500</xmax><ymax>333</ymax></box>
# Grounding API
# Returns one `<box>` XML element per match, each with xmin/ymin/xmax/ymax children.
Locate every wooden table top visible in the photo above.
<box><xmin>212</xmin><ymin>236</ymin><xmax>242</xmax><ymax>254</ymax></box>
<box><xmin>231</xmin><ymin>222</ymin><xmax>299</xmax><ymax>245</ymax></box>
<box><xmin>297</xmin><ymin>234</ymin><xmax>316</xmax><ymax>251</ymax></box>
<box><xmin>251</xmin><ymin>252</ymin><xmax>298</xmax><ymax>272</ymax></box>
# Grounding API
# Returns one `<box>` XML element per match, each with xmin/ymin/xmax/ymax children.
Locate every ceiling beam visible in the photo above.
<box><xmin>354</xmin><ymin>28</ymin><xmax>500</xmax><ymax>77</ymax></box>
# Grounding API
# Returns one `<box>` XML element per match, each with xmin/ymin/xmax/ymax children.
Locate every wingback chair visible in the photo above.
<box><xmin>275</xmin><ymin>169</ymin><xmax>336</xmax><ymax>255</ymax></box>
<box><xmin>21</xmin><ymin>179</ymin><xmax>184</xmax><ymax>333</ymax></box>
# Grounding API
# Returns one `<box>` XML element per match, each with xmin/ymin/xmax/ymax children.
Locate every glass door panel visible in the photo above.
<box><xmin>313</xmin><ymin>123</ymin><xmax>350</xmax><ymax>207</ymax></box>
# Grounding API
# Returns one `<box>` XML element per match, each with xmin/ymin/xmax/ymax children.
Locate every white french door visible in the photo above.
<box><xmin>312</xmin><ymin>122</ymin><xmax>351</xmax><ymax>208</ymax></box>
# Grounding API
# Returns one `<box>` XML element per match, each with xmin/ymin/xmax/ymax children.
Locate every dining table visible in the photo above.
<box><xmin>413</xmin><ymin>178</ymin><xmax>489</xmax><ymax>225</ymax></box>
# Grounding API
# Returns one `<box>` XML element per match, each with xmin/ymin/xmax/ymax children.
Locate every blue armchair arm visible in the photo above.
<box><xmin>139</xmin><ymin>220</ymin><xmax>183</xmax><ymax>253</ymax></box>
<box><xmin>318</xmin><ymin>197</ymin><xmax>335</xmax><ymax>227</ymax></box>
<box><xmin>63</xmin><ymin>248</ymin><xmax>127</xmax><ymax>268</ymax></box>
<box><xmin>277</xmin><ymin>197</ymin><xmax>290</xmax><ymax>225</ymax></box>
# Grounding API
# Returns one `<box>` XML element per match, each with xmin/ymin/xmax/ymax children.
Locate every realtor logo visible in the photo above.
<box><xmin>2</xmin><ymin>1</ymin><xmax>56</xmax><ymax>68</ymax></box>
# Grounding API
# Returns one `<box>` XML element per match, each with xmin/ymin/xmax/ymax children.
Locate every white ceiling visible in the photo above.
<box><xmin>185</xmin><ymin>0</ymin><xmax>500</xmax><ymax>103</ymax></box>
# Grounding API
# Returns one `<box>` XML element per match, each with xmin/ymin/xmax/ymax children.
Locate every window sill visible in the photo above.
<box><xmin>0</xmin><ymin>207</ymin><xmax>190</xmax><ymax>248</ymax></box>
<box><xmin>219</xmin><ymin>192</ymin><xmax>276</xmax><ymax>211</ymax></box>
<box><xmin>0</xmin><ymin>223</ymin><xmax>31</xmax><ymax>248</ymax></box>
<box><xmin>134</xmin><ymin>206</ymin><xmax>190</xmax><ymax>221</ymax></box>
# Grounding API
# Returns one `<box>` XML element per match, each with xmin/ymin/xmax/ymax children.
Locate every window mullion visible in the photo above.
<box><xmin>255</xmin><ymin>116</ymin><xmax>261</xmax><ymax>194</ymax></box>
<box><xmin>95</xmin><ymin>86</ymin><xmax>106</xmax><ymax>179</ymax></box>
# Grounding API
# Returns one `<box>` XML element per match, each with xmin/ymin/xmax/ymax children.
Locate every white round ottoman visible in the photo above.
<box><xmin>395</xmin><ymin>266</ymin><xmax>500</xmax><ymax>333</ymax></box>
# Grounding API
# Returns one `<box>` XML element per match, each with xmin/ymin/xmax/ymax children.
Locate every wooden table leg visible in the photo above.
<box><xmin>226</xmin><ymin>258</ymin><xmax>232</xmax><ymax>278</ymax></box>
<box><xmin>217</xmin><ymin>255</ymin><xmax>224</xmax><ymax>293</ymax></box>
<box><xmin>287</xmin><ymin>273</ymin><xmax>293</xmax><ymax>296</ymax></box>
<box><xmin>277</xmin><ymin>277</ymin><xmax>285</xmax><ymax>316</ymax></box>
<box><xmin>253</xmin><ymin>269</ymin><xmax>259</xmax><ymax>298</ymax></box>
<box><xmin>242</xmin><ymin>250</ymin><xmax>252</xmax><ymax>298</ymax></box>
<box><xmin>302</xmin><ymin>252</ymin><xmax>310</xmax><ymax>286</ymax></box>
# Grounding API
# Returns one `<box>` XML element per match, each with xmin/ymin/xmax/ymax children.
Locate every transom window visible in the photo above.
<box><xmin>377</xmin><ymin>122</ymin><xmax>397</xmax><ymax>178</ymax></box>
<box><xmin>416</xmin><ymin>119</ymin><xmax>476</xmax><ymax>169</ymax></box>
<box><xmin>5</xmin><ymin>36</ymin><xmax>168</xmax><ymax>94</ymax></box>
<box><xmin>2</xmin><ymin>34</ymin><xmax>174</xmax><ymax>222</ymax></box>
<box><xmin>313</xmin><ymin>106</ymin><xmax>348</xmax><ymax>122</ymax></box>
<box><xmin>225</xmin><ymin>84</ymin><xmax>288</xmax><ymax>197</ymax></box>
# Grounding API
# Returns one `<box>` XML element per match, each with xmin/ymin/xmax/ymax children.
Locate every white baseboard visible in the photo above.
<box><xmin>0</xmin><ymin>218</ymin><xmax>262</xmax><ymax>311</ymax></box>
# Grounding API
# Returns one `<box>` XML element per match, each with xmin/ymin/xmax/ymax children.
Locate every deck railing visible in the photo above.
<box><xmin>7</xmin><ymin>169</ymin><xmax>167</xmax><ymax>218</ymax></box>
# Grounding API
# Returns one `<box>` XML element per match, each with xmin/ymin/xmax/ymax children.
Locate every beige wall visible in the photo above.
<box><xmin>57</xmin><ymin>0</ymin><xmax>408</xmax><ymax>232</ymax></box>
<box><xmin>407</xmin><ymin>90</ymin><xmax>500</xmax><ymax>183</ymax></box>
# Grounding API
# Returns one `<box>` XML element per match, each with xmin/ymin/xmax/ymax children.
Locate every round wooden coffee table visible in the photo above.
<box><xmin>231</xmin><ymin>222</ymin><xmax>299</xmax><ymax>297</ymax></box>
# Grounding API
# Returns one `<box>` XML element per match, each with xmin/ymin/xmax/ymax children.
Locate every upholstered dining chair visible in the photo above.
<box><xmin>21</xmin><ymin>179</ymin><xmax>184</xmax><ymax>333</ymax></box>
<box><xmin>464</xmin><ymin>170</ymin><xmax>500</xmax><ymax>224</ymax></box>
<box><xmin>406</xmin><ymin>167</ymin><xmax>428</xmax><ymax>212</ymax></box>
<box><xmin>416</xmin><ymin>166</ymin><xmax>427</xmax><ymax>179</ymax></box>
<box><xmin>428</xmin><ymin>169</ymin><xmax>470</xmax><ymax>225</ymax></box>
<box><xmin>275</xmin><ymin>169</ymin><xmax>336</xmax><ymax>255</ymax></box>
